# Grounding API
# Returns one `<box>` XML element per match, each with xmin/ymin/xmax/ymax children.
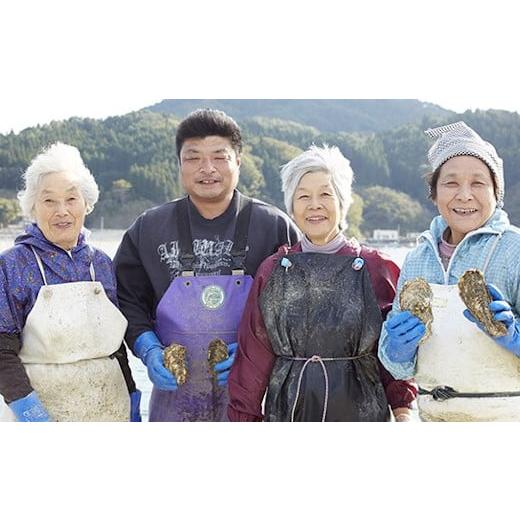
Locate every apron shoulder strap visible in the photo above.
<box><xmin>30</xmin><ymin>245</ymin><xmax>97</xmax><ymax>285</ymax></box>
<box><xmin>176</xmin><ymin>196</ymin><xmax>196</xmax><ymax>272</ymax></box>
<box><xmin>30</xmin><ymin>246</ymin><xmax>48</xmax><ymax>285</ymax></box>
<box><xmin>87</xmin><ymin>246</ymin><xmax>96</xmax><ymax>281</ymax></box>
<box><xmin>230</xmin><ymin>193</ymin><xmax>253</xmax><ymax>271</ymax></box>
<box><xmin>176</xmin><ymin>194</ymin><xmax>253</xmax><ymax>273</ymax></box>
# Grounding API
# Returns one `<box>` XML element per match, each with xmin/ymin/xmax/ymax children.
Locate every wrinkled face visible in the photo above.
<box><xmin>434</xmin><ymin>155</ymin><xmax>497</xmax><ymax>245</ymax></box>
<box><xmin>179</xmin><ymin>136</ymin><xmax>240</xmax><ymax>205</ymax></box>
<box><xmin>292</xmin><ymin>170</ymin><xmax>341</xmax><ymax>245</ymax></box>
<box><xmin>33</xmin><ymin>171</ymin><xmax>88</xmax><ymax>250</ymax></box>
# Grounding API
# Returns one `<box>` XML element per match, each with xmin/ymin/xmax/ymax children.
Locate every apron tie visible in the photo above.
<box><xmin>283</xmin><ymin>353</ymin><xmax>372</xmax><ymax>422</ymax></box>
<box><xmin>419</xmin><ymin>385</ymin><xmax>520</xmax><ymax>401</ymax></box>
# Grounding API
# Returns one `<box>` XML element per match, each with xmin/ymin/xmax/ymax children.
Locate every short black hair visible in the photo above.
<box><xmin>175</xmin><ymin>108</ymin><xmax>243</xmax><ymax>159</ymax></box>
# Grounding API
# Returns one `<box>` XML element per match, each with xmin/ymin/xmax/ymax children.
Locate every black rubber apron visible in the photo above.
<box><xmin>259</xmin><ymin>253</ymin><xmax>390</xmax><ymax>422</ymax></box>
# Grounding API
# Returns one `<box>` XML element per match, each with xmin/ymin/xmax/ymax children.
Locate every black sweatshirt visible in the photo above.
<box><xmin>114</xmin><ymin>190</ymin><xmax>300</xmax><ymax>349</ymax></box>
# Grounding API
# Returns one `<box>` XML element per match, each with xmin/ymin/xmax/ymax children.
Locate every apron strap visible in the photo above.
<box><xmin>176</xmin><ymin>193</ymin><xmax>253</xmax><ymax>273</ymax></box>
<box><xmin>30</xmin><ymin>246</ymin><xmax>48</xmax><ymax>286</ymax></box>
<box><xmin>230</xmin><ymin>193</ymin><xmax>253</xmax><ymax>272</ymax></box>
<box><xmin>88</xmin><ymin>246</ymin><xmax>96</xmax><ymax>281</ymax></box>
<box><xmin>482</xmin><ymin>232</ymin><xmax>503</xmax><ymax>275</ymax></box>
<box><xmin>177</xmin><ymin>197</ymin><xmax>196</xmax><ymax>273</ymax></box>
<box><xmin>30</xmin><ymin>246</ymin><xmax>96</xmax><ymax>285</ymax></box>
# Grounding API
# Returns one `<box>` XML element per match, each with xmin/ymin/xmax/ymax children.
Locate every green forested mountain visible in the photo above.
<box><xmin>146</xmin><ymin>99</ymin><xmax>454</xmax><ymax>133</ymax></box>
<box><xmin>0</xmin><ymin>103</ymin><xmax>519</xmax><ymax>233</ymax></box>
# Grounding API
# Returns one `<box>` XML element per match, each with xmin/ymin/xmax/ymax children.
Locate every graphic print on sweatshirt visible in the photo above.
<box><xmin>157</xmin><ymin>237</ymin><xmax>234</xmax><ymax>278</ymax></box>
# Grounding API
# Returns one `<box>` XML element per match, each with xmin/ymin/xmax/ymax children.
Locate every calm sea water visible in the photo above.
<box><xmin>0</xmin><ymin>229</ymin><xmax>413</xmax><ymax>421</ymax></box>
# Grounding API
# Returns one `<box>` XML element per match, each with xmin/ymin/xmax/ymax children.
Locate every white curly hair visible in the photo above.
<box><xmin>17</xmin><ymin>142</ymin><xmax>99</xmax><ymax>220</ymax></box>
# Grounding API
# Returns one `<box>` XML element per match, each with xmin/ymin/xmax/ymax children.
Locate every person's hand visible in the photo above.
<box><xmin>385</xmin><ymin>311</ymin><xmax>425</xmax><ymax>363</ymax></box>
<box><xmin>145</xmin><ymin>348</ymin><xmax>178</xmax><ymax>391</ymax></box>
<box><xmin>392</xmin><ymin>407</ymin><xmax>412</xmax><ymax>422</ymax></box>
<box><xmin>134</xmin><ymin>331</ymin><xmax>178</xmax><ymax>391</ymax></box>
<box><xmin>463</xmin><ymin>284</ymin><xmax>520</xmax><ymax>355</ymax></box>
<box><xmin>214</xmin><ymin>342</ymin><xmax>238</xmax><ymax>386</ymax></box>
<box><xmin>130</xmin><ymin>390</ymin><xmax>142</xmax><ymax>422</ymax></box>
<box><xmin>8</xmin><ymin>391</ymin><xmax>51</xmax><ymax>422</ymax></box>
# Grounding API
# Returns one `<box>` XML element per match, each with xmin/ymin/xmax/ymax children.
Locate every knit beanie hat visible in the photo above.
<box><xmin>425</xmin><ymin>121</ymin><xmax>504</xmax><ymax>207</ymax></box>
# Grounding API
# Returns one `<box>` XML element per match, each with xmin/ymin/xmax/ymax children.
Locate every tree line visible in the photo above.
<box><xmin>0</xmin><ymin>108</ymin><xmax>519</xmax><ymax>234</ymax></box>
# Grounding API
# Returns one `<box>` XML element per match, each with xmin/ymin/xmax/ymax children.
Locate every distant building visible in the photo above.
<box><xmin>372</xmin><ymin>229</ymin><xmax>399</xmax><ymax>241</ymax></box>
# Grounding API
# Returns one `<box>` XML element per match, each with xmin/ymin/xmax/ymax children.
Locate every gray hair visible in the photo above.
<box><xmin>281</xmin><ymin>144</ymin><xmax>354</xmax><ymax>230</ymax></box>
<box><xmin>17</xmin><ymin>142</ymin><xmax>99</xmax><ymax>220</ymax></box>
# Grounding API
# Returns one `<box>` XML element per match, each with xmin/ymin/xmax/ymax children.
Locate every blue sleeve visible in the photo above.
<box><xmin>0</xmin><ymin>255</ymin><xmax>34</xmax><ymax>403</ymax></box>
<box><xmin>506</xmin><ymin>235</ymin><xmax>520</xmax><ymax>319</ymax></box>
<box><xmin>0</xmin><ymin>256</ymin><xmax>26</xmax><ymax>335</ymax></box>
<box><xmin>377</xmin><ymin>254</ymin><xmax>417</xmax><ymax>380</ymax></box>
<box><xmin>92</xmin><ymin>249</ymin><xmax>119</xmax><ymax>308</ymax></box>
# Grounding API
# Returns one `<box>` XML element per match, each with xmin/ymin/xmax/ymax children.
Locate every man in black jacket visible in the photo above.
<box><xmin>114</xmin><ymin>108</ymin><xmax>299</xmax><ymax>421</ymax></box>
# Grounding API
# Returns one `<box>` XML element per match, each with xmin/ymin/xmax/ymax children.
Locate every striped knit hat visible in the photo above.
<box><xmin>425</xmin><ymin>121</ymin><xmax>504</xmax><ymax>207</ymax></box>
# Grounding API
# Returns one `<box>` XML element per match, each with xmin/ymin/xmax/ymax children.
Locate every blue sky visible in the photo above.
<box><xmin>1</xmin><ymin>1</ymin><xmax>518</xmax><ymax>134</ymax></box>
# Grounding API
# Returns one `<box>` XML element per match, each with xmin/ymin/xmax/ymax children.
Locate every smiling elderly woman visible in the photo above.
<box><xmin>227</xmin><ymin>144</ymin><xmax>417</xmax><ymax>421</ymax></box>
<box><xmin>378</xmin><ymin>122</ymin><xmax>520</xmax><ymax>421</ymax></box>
<box><xmin>0</xmin><ymin>142</ymin><xmax>140</xmax><ymax>422</ymax></box>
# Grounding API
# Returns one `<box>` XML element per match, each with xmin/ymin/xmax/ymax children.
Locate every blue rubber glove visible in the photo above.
<box><xmin>384</xmin><ymin>311</ymin><xmax>426</xmax><ymax>363</ymax></box>
<box><xmin>134</xmin><ymin>331</ymin><xmax>178</xmax><ymax>391</ymax></box>
<box><xmin>130</xmin><ymin>390</ymin><xmax>142</xmax><ymax>422</ymax></box>
<box><xmin>9</xmin><ymin>391</ymin><xmax>51</xmax><ymax>422</ymax></box>
<box><xmin>214</xmin><ymin>342</ymin><xmax>238</xmax><ymax>386</ymax></box>
<box><xmin>463</xmin><ymin>284</ymin><xmax>520</xmax><ymax>356</ymax></box>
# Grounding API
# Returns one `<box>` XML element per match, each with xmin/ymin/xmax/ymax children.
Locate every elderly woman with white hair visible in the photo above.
<box><xmin>227</xmin><ymin>144</ymin><xmax>417</xmax><ymax>421</ymax></box>
<box><xmin>0</xmin><ymin>142</ymin><xmax>140</xmax><ymax>422</ymax></box>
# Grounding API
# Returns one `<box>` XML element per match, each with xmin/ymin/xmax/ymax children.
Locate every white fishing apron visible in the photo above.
<box><xmin>416</xmin><ymin>235</ymin><xmax>520</xmax><ymax>421</ymax></box>
<box><xmin>0</xmin><ymin>247</ymin><xmax>130</xmax><ymax>421</ymax></box>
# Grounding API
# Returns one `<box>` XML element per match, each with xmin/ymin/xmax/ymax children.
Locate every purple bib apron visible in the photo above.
<box><xmin>149</xmin><ymin>195</ymin><xmax>254</xmax><ymax>421</ymax></box>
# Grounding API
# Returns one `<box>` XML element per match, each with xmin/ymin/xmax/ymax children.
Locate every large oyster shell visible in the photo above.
<box><xmin>163</xmin><ymin>343</ymin><xmax>188</xmax><ymax>385</ymax></box>
<box><xmin>458</xmin><ymin>269</ymin><xmax>507</xmax><ymax>337</ymax></box>
<box><xmin>399</xmin><ymin>277</ymin><xmax>434</xmax><ymax>344</ymax></box>
<box><xmin>208</xmin><ymin>338</ymin><xmax>228</xmax><ymax>375</ymax></box>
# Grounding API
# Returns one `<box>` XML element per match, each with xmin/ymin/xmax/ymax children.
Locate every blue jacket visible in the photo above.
<box><xmin>378</xmin><ymin>209</ymin><xmax>520</xmax><ymax>379</ymax></box>
<box><xmin>0</xmin><ymin>223</ymin><xmax>117</xmax><ymax>335</ymax></box>
<box><xmin>0</xmin><ymin>223</ymin><xmax>136</xmax><ymax>405</ymax></box>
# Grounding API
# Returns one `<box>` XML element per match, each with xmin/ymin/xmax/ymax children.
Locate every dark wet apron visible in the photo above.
<box><xmin>150</xmin><ymin>195</ymin><xmax>254</xmax><ymax>421</ymax></box>
<box><xmin>260</xmin><ymin>253</ymin><xmax>390</xmax><ymax>422</ymax></box>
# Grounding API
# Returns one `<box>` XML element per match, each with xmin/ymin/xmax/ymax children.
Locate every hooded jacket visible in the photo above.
<box><xmin>0</xmin><ymin>223</ymin><xmax>135</xmax><ymax>403</ymax></box>
<box><xmin>378</xmin><ymin>209</ymin><xmax>520</xmax><ymax>380</ymax></box>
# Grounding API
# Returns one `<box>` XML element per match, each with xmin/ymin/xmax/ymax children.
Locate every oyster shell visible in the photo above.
<box><xmin>458</xmin><ymin>269</ymin><xmax>507</xmax><ymax>337</ymax></box>
<box><xmin>208</xmin><ymin>338</ymin><xmax>229</xmax><ymax>375</ymax></box>
<box><xmin>163</xmin><ymin>343</ymin><xmax>188</xmax><ymax>385</ymax></box>
<box><xmin>399</xmin><ymin>277</ymin><xmax>434</xmax><ymax>344</ymax></box>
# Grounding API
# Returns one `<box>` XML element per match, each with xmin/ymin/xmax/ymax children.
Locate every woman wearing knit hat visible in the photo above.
<box><xmin>378</xmin><ymin>121</ymin><xmax>520</xmax><ymax>421</ymax></box>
